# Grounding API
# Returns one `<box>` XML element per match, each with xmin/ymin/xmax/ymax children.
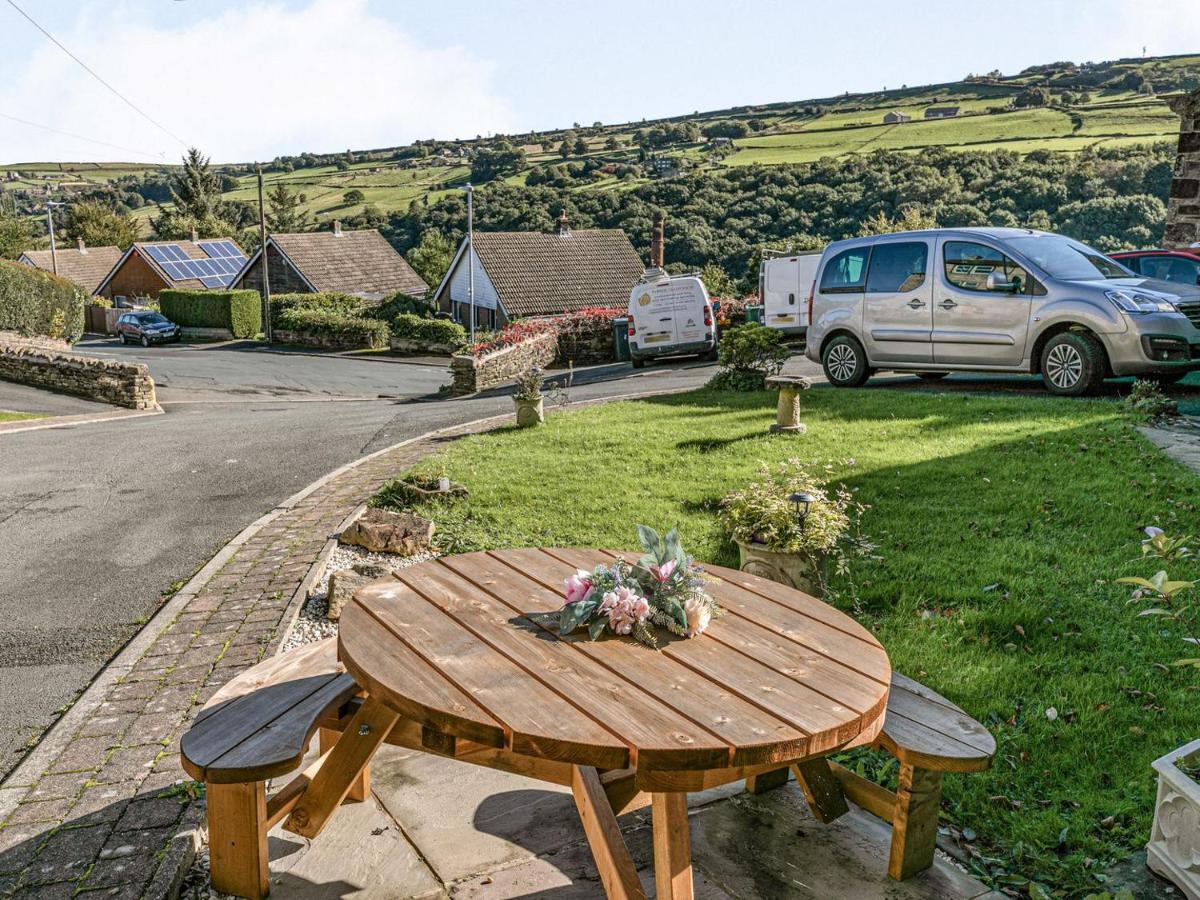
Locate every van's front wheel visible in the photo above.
<box><xmin>1040</xmin><ymin>331</ymin><xmax>1106</xmax><ymax>396</ymax></box>
<box><xmin>822</xmin><ymin>335</ymin><xmax>870</xmax><ymax>387</ymax></box>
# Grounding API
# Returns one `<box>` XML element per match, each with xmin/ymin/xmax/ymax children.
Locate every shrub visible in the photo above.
<box><xmin>709</xmin><ymin>323</ymin><xmax>789</xmax><ymax>391</ymax></box>
<box><xmin>371</xmin><ymin>291</ymin><xmax>436</xmax><ymax>322</ymax></box>
<box><xmin>0</xmin><ymin>260</ymin><xmax>85</xmax><ymax>342</ymax></box>
<box><xmin>269</xmin><ymin>292</ymin><xmax>367</xmax><ymax>328</ymax></box>
<box><xmin>274</xmin><ymin>306</ymin><xmax>390</xmax><ymax>348</ymax></box>
<box><xmin>1125</xmin><ymin>378</ymin><xmax>1178</xmax><ymax>420</ymax></box>
<box><xmin>159</xmin><ymin>289</ymin><xmax>262</xmax><ymax>338</ymax></box>
<box><xmin>391</xmin><ymin>313</ymin><xmax>466</xmax><ymax>347</ymax></box>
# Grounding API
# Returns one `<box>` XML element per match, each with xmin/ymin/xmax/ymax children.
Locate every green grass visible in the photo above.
<box><xmin>377</xmin><ymin>386</ymin><xmax>1200</xmax><ymax>894</ymax></box>
<box><xmin>0</xmin><ymin>410</ymin><xmax>43</xmax><ymax>423</ymax></box>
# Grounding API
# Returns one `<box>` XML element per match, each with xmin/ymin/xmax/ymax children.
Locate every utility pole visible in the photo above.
<box><xmin>46</xmin><ymin>201</ymin><xmax>64</xmax><ymax>276</ymax></box>
<box><xmin>257</xmin><ymin>167</ymin><xmax>271</xmax><ymax>342</ymax></box>
<box><xmin>458</xmin><ymin>183</ymin><xmax>475</xmax><ymax>343</ymax></box>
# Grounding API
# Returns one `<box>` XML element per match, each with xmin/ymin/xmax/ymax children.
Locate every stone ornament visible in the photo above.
<box><xmin>765</xmin><ymin>374</ymin><xmax>813</xmax><ymax>434</ymax></box>
<box><xmin>1148</xmin><ymin>737</ymin><xmax>1200</xmax><ymax>898</ymax></box>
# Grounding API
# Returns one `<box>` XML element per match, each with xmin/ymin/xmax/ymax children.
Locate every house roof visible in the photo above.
<box><xmin>95</xmin><ymin>239</ymin><xmax>247</xmax><ymax>295</ymax></box>
<box><xmin>18</xmin><ymin>245</ymin><xmax>122</xmax><ymax>294</ymax></box>
<box><xmin>454</xmin><ymin>228</ymin><xmax>645</xmax><ymax>318</ymax></box>
<box><xmin>258</xmin><ymin>229</ymin><xmax>428</xmax><ymax>297</ymax></box>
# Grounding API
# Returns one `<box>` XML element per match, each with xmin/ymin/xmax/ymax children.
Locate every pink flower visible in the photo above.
<box><xmin>602</xmin><ymin>586</ymin><xmax>650</xmax><ymax>635</ymax></box>
<box><xmin>649</xmin><ymin>559</ymin><xmax>677</xmax><ymax>582</ymax></box>
<box><xmin>563</xmin><ymin>570</ymin><xmax>593</xmax><ymax>605</ymax></box>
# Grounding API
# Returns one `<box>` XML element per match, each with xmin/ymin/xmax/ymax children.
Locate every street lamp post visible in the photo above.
<box><xmin>459</xmin><ymin>183</ymin><xmax>475</xmax><ymax>344</ymax></box>
<box><xmin>46</xmin><ymin>201</ymin><xmax>65</xmax><ymax>276</ymax></box>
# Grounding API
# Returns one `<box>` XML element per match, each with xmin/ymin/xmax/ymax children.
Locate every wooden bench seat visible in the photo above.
<box><xmin>746</xmin><ymin>671</ymin><xmax>996</xmax><ymax>881</ymax></box>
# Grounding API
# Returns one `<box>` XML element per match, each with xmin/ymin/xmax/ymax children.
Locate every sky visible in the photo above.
<box><xmin>3</xmin><ymin>0</ymin><xmax>1200</xmax><ymax>165</ymax></box>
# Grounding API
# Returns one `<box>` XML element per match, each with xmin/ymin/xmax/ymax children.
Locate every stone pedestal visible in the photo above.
<box><xmin>1164</xmin><ymin>90</ymin><xmax>1200</xmax><ymax>249</ymax></box>
<box><xmin>735</xmin><ymin>540</ymin><xmax>826</xmax><ymax>596</ymax></box>
<box><xmin>765</xmin><ymin>375</ymin><xmax>812</xmax><ymax>433</ymax></box>
<box><xmin>514</xmin><ymin>395</ymin><xmax>545</xmax><ymax>427</ymax></box>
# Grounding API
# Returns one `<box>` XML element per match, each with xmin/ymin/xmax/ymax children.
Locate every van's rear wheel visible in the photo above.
<box><xmin>1040</xmin><ymin>331</ymin><xmax>1106</xmax><ymax>396</ymax></box>
<box><xmin>822</xmin><ymin>335</ymin><xmax>870</xmax><ymax>387</ymax></box>
<box><xmin>631</xmin><ymin>357</ymin><xmax>645</xmax><ymax>370</ymax></box>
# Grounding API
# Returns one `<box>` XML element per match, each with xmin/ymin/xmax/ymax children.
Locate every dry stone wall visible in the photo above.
<box><xmin>0</xmin><ymin>337</ymin><xmax>157</xmax><ymax>409</ymax></box>
<box><xmin>1166</xmin><ymin>90</ymin><xmax>1200</xmax><ymax>248</ymax></box>
<box><xmin>449</xmin><ymin>331</ymin><xmax>557</xmax><ymax>394</ymax></box>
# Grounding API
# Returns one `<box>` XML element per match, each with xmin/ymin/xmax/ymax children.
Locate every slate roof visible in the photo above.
<box><xmin>465</xmin><ymin>229</ymin><xmax>644</xmax><ymax>317</ymax></box>
<box><xmin>18</xmin><ymin>245</ymin><xmax>122</xmax><ymax>295</ymax></box>
<box><xmin>266</xmin><ymin>230</ymin><xmax>428</xmax><ymax>297</ymax></box>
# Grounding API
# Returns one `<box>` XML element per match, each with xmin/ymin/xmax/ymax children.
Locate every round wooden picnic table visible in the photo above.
<box><xmin>305</xmin><ymin>547</ymin><xmax>891</xmax><ymax>899</ymax></box>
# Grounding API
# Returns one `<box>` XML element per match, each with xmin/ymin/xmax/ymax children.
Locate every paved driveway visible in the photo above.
<box><xmin>0</xmin><ymin>340</ymin><xmax>722</xmax><ymax>780</ymax></box>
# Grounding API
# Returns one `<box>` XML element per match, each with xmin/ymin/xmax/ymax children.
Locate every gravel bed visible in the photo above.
<box><xmin>282</xmin><ymin>543</ymin><xmax>437</xmax><ymax>651</ymax></box>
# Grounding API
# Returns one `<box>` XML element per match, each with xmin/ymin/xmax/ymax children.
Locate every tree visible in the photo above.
<box><xmin>604</xmin><ymin>136</ymin><xmax>621</xmax><ymax>151</ymax></box>
<box><xmin>700</xmin><ymin>262</ymin><xmax>736</xmax><ymax>299</ymax></box>
<box><xmin>62</xmin><ymin>201</ymin><xmax>138</xmax><ymax>249</ymax></box>
<box><xmin>0</xmin><ymin>212</ymin><xmax>35</xmax><ymax>259</ymax></box>
<box><xmin>573</xmin><ymin>137</ymin><xmax>589</xmax><ymax>156</ymax></box>
<box><xmin>1014</xmin><ymin>86</ymin><xmax>1052</xmax><ymax>108</ymax></box>
<box><xmin>702</xmin><ymin>121</ymin><xmax>749</xmax><ymax>140</ymax></box>
<box><xmin>343</xmin><ymin>188</ymin><xmax>366</xmax><ymax>205</ymax></box>
<box><xmin>469</xmin><ymin>142</ymin><xmax>525</xmax><ymax>183</ymax></box>
<box><xmin>265</xmin><ymin>183</ymin><xmax>310</xmax><ymax>233</ymax></box>
<box><xmin>152</xmin><ymin>147</ymin><xmax>238</xmax><ymax>238</ymax></box>
<box><xmin>558</xmin><ymin>140</ymin><xmax>572</xmax><ymax>159</ymax></box>
<box><xmin>405</xmin><ymin>229</ymin><xmax>455</xmax><ymax>290</ymax></box>
<box><xmin>856</xmin><ymin>206</ymin><xmax>937</xmax><ymax>236</ymax></box>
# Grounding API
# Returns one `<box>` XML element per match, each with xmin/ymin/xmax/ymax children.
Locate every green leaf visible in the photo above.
<box><xmin>588</xmin><ymin>618</ymin><xmax>608</xmax><ymax>641</ymax></box>
<box><xmin>668</xmin><ymin>598</ymin><xmax>688</xmax><ymax>631</ymax></box>
<box><xmin>1029</xmin><ymin>883</ymin><xmax>1052</xmax><ymax>900</ymax></box>
<box><xmin>1116</xmin><ymin>576</ymin><xmax>1159</xmax><ymax>590</ymax></box>
<box><xmin>636</xmin><ymin>524</ymin><xmax>661</xmax><ymax>557</ymax></box>
<box><xmin>664</xmin><ymin>527</ymin><xmax>681</xmax><ymax>563</ymax></box>
<box><xmin>559</xmin><ymin>599</ymin><xmax>597</xmax><ymax>634</ymax></box>
<box><xmin>1136</xmin><ymin>608</ymin><xmax>1175</xmax><ymax>617</ymax></box>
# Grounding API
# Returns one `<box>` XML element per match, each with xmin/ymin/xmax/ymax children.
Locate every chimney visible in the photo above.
<box><xmin>650</xmin><ymin>211</ymin><xmax>665</xmax><ymax>268</ymax></box>
<box><xmin>555</xmin><ymin>209</ymin><xmax>570</xmax><ymax>235</ymax></box>
<box><xmin>1164</xmin><ymin>89</ymin><xmax>1200</xmax><ymax>248</ymax></box>
<box><xmin>76</xmin><ymin>236</ymin><xmax>86</xmax><ymax>253</ymax></box>
<box><xmin>190</xmin><ymin>227</ymin><xmax>199</xmax><ymax>243</ymax></box>
<box><xmin>332</xmin><ymin>220</ymin><xmax>343</xmax><ymax>237</ymax></box>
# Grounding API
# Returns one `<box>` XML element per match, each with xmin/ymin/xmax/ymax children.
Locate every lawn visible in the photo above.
<box><xmin>377</xmin><ymin>386</ymin><xmax>1200</xmax><ymax>894</ymax></box>
<box><xmin>0</xmin><ymin>410</ymin><xmax>42</xmax><ymax>424</ymax></box>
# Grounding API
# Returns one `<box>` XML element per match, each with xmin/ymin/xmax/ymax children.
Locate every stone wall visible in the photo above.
<box><xmin>1165</xmin><ymin>90</ymin><xmax>1200</xmax><ymax>248</ymax></box>
<box><xmin>0</xmin><ymin>338</ymin><xmax>156</xmax><ymax>409</ymax></box>
<box><xmin>390</xmin><ymin>336</ymin><xmax>461</xmax><ymax>356</ymax></box>
<box><xmin>555</xmin><ymin>317</ymin><xmax>615</xmax><ymax>366</ymax></box>
<box><xmin>449</xmin><ymin>331</ymin><xmax>557</xmax><ymax>395</ymax></box>
<box><xmin>273</xmin><ymin>328</ymin><xmax>388</xmax><ymax>351</ymax></box>
<box><xmin>0</xmin><ymin>331</ymin><xmax>70</xmax><ymax>352</ymax></box>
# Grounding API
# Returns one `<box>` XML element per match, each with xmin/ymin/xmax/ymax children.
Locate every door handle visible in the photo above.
<box><xmin>940</xmin><ymin>299</ymin><xmax>958</xmax><ymax>309</ymax></box>
<box><xmin>907</xmin><ymin>299</ymin><xmax>926</xmax><ymax>309</ymax></box>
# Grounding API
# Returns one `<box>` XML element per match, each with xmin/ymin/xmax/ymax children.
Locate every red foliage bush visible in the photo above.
<box><xmin>468</xmin><ymin>306</ymin><xmax>624</xmax><ymax>358</ymax></box>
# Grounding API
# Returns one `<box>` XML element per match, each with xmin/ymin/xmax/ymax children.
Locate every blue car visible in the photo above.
<box><xmin>116</xmin><ymin>311</ymin><xmax>181</xmax><ymax>346</ymax></box>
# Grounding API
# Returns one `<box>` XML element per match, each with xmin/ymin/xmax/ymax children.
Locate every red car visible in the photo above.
<box><xmin>1109</xmin><ymin>249</ymin><xmax>1200</xmax><ymax>287</ymax></box>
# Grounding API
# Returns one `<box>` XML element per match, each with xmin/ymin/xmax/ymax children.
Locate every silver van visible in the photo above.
<box><xmin>805</xmin><ymin>228</ymin><xmax>1200</xmax><ymax>395</ymax></box>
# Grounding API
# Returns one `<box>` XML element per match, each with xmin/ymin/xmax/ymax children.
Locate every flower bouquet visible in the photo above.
<box><xmin>558</xmin><ymin>526</ymin><xmax>722</xmax><ymax>648</ymax></box>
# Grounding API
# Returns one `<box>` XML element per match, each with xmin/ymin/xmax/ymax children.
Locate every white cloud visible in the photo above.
<box><xmin>1</xmin><ymin>0</ymin><xmax>517</xmax><ymax>163</ymax></box>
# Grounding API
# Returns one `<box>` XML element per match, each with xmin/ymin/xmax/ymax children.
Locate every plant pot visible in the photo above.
<box><xmin>735</xmin><ymin>540</ymin><xmax>826</xmax><ymax>596</ymax></box>
<box><xmin>1148</xmin><ymin>737</ymin><xmax>1200</xmax><ymax>899</ymax></box>
<box><xmin>514</xmin><ymin>395</ymin><xmax>545</xmax><ymax>427</ymax></box>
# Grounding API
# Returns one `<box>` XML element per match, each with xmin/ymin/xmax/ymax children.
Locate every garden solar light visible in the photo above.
<box><xmin>788</xmin><ymin>492</ymin><xmax>815</xmax><ymax>529</ymax></box>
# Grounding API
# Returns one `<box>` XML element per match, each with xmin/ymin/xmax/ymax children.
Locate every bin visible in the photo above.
<box><xmin>612</xmin><ymin>317</ymin><xmax>631</xmax><ymax>362</ymax></box>
<box><xmin>744</xmin><ymin>305</ymin><xmax>764</xmax><ymax>324</ymax></box>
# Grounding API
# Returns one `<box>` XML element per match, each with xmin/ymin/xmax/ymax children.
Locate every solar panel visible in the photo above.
<box><xmin>160</xmin><ymin>261</ymin><xmax>187</xmax><ymax>280</ymax></box>
<box><xmin>168</xmin><ymin>245</ymin><xmax>189</xmax><ymax>262</ymax></box>
<box><xmin>145</xmin><ymin>245</ymin><xmax>173</xmax><ymax>263</ymax></box>
<box><xmin>199</xmin><ymin>240</ymin><xmax>247</xmax><ymax>264</ymax></box>
<box><xmin>199</xmin><ymin>275</ymin><xmax>227</xmax><ymax>288</ymax></box>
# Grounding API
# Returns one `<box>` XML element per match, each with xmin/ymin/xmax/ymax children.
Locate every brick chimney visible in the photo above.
<box><xmin>1164</xmin><ymin>89</ymin><xmax>1200</xmax><ymax>248</ymax></box>
<box><xmin>332</xmin><ymin>220</ymin><xmax>343</xmax><ymax>237</ymax></box>
<box><xmin>190</xmin><ymin>227</ymin><xmax>199</xmax><ymax>243</ymax></box>
<box><xmin>555</xmin><ymin>209</ymin><xmax>570</xmax><ymax>235</ymax></box>
<box><xmin>650</xmin><ymin>211</ymin><xmax>665</xmax><ymax>268</ymax></box>
<box><xmin>76</xmin><ymin>236</ymin><xmax>86</xmax><ymax>253</ymax></box>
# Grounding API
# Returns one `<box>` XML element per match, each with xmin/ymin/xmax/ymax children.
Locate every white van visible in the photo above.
<box><xmin>759</xmin><ymin>251</ymin><xmax>822</xmax><ymax>336</ymax></box>
<box><xmin>627</xmin><ymin>270</ymin><xmax>717</xmax><ymax>368</ymax></box>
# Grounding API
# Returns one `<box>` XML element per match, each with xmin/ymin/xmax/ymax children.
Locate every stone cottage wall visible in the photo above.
<box><xmin>0</xmin><ymin>337</ymin><xmax>156</xmax><ymax>409</ymax></box>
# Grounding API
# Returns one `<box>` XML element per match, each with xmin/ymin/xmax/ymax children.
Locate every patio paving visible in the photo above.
<box><xmin>235</xmin><ymin>744</ymin><xmax>1002</xmax><ymax>899</ymax></box>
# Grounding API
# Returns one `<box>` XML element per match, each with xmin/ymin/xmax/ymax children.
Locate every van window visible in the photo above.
<box><xmin>943</xmin><ymin>241</ymin><xmax>1031</xmax><ymax>294</ymax></box>
<box><xmin>866</xmin><ymin>242</ymin><xmax>927</xmax><ymax>293</ymax></box>
<box><xmin>820</xmin><ymin>247</ymin><xmax>869</xmax><ymax>293</ymax></box>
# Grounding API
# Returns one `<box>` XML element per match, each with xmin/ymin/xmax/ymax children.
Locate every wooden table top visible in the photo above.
<box><xmin>339</xmin><ymin>547</ymin><xmax>890</xmax><ymax>773</ymax></box>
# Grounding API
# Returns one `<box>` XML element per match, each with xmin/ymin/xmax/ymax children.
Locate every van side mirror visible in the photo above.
<box><xmin>985</xmin><ymin>271</ymin><xmax>1020</xmax><ymax>293</ymax></box>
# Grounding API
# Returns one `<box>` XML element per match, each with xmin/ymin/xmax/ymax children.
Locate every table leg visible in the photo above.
<box><xmin>319</xmin><ymin>727</ymin><xmax>369</xmax><ymax>802</ymax></box>
<box><xmin>652</xmin><ymin>792</ymin><xmax>694</xmax><ymax>900</ymax></box>
<box><xmin>792</xmin><ymin>758</ymin><xmax>849</xmax><ymax>823</ymax></box>
<box><xmin>283</xmin><ymin>695</ymin><xmax>398</xmax><ymax>840</ymax></box>
<box><xmin>571</xmin><ymin>766</ymin><xmax>645</xmax><ymax>899</ymax></box>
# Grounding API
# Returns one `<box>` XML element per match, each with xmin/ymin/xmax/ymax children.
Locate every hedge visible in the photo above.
<box><xmin>159</xmin><ymin>289</ymin><xmax>262</xmax><ymax>339</ymax></box>
<box><xmin>392</xmin><ymin>313</ymin><xmax>466</xmax><ymax>347</ymax></box>
<box><xmin>275</xmin><ymin>306</ymin><xmax>390</xmax><ymax>348</ymax></box>
<box><xmin>269</xmin><ymin>292</ymin><xmax>367</xmax><ymax>328</ymax></box>
<box><xmin>0</xmin><ymin>260</ymin><xmax>86</xmax><ymax>343</ymax></box>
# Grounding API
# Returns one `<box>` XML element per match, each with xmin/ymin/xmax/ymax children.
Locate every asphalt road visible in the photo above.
<box><xmin>0</xmin><ymin>339</ymin><xmax>721</xmax><ymax>780</ymax></box>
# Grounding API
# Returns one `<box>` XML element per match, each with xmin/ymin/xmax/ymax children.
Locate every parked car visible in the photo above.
<box><xmin>805</xmin><ymin>228</ymin><xmax>1200</xmax><ymax>396</ymax></box>
<box><xmin>1110</xmin><ymin>249</ymin><xmax>1200</xmax><ymax>287</ymax></box>
<box><xmin>627</xmin><ymin>270</ymin><xmax>717</xmax><ymax>368</ymax></box>
<box><xmin>758</xmin><ymin>250</ymin><xmax>822</xmax><ymax>336</ymax></box>
<box><xmin>116</xmin><ymin>311</ymin><xmax>182</xmax><ymax>347</ymax></box>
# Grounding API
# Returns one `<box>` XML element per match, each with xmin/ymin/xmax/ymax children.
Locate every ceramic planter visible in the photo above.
<box><xmin>1148</xmin><ymin>737</ymin><xmax>1200</xmax><ymax>899</ymax></box>
<box><xmin>735</xmin><ymin>540</ymin><xmax>826</xmax><ymax>596</ymax></box>
<box><xmin>514</xmin><ymin>395</ymin><xmax>545</xmax><ymax>427</ymax></box>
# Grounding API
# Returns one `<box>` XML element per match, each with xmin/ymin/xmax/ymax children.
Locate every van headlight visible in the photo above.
<box><xmin>1106</xmin><ymin>290</ymin><xmax>1177</xmax><ymax>314</ymax></box>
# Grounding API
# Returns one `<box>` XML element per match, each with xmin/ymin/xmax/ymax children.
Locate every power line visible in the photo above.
<box><xmin>0</xmin><ymin>112</ymin><xmax>169</xmax><ymax>162</ymax></box>
<box><xmin>4</xmin><ymin>0</ymin><xmax>189</xmax><ymax>148</ymax></box>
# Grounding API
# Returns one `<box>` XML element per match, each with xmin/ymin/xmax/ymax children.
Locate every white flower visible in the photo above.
<box><xmin>684</xmin><ymin>596</ymin><xmax>712</xmax><ymax>638</ymax></box>
<box><xmin>1144</xmin><ymin>526</ymin><xmax>1165</xmax><ymax>539</ymax></box>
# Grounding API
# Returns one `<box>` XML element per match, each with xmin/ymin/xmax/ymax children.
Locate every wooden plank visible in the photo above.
<box><xmin>208</xmin><ymin>782</ymin><xmax>268</xmax><ymax>900</ymax></box>
<box><xmin>879</xmin><ymin>676</ymin><xmax>996</xmax><ymax>771</ymax></box>
<box><xmin>745</xmin><ymin>766</ymin><xmax>790</xmax><ymax>794</ymax></box>
<box><xmin>652</xmin><ymin>792</ymin><xmax>694</xmax><ymax>900</ymax></box>
<box><xmin>339</xmin><ymin>599</ymin><xmax>506</xmax><ymax>748</ymax></box>
<box><xmin>197</xmin><ymin>638</ymin><xmax>341</xmax><ymax>719</ymax></box>
<box><xmin>792</xmin><ymin>758</ymin><xmax>849</xmax><ymax>823</ymax></box>
<box><xmin>600</xmin><ymin>769</ymin><xmax>649</xmax><ymax>816</ymax></box>
<box><xmin>283</xmin><ymin>695</ymin><xmax>399</xmax><ymax>840</ymax></box>
<box><xmin>474</xmin><ymin>548</ymin><xmax>813</xmax><ymax>767</ymax></box>
<box><xmin>361</xmin><ymin>576</ymin><xmax>629</xmax><ymax>770</ymax></box>
<box><xmin>888</xmin><ymin>765</ymin><xmax>943</xmax><ymax>881</ymax></box>
<box><xmin>320</xmin><ymin>727</ymin><xmax>368</xmax><ymax>802</ymax></box>
<box><xmin>571</xmin><ymin>766</ymin><xmax>646</xmax><ymax>900</ymax></box>
<box><xmin>266</xmin><ymin>749</ymin><xmax>331</xmax><ymax>829</ymax></box>
<box><xmin>408</xmin><ymin>558</ymin><xmax>732</xmax><ymax>771</ymax></box>
<box><xmin>828</xmin><ymin>761</ymin><xmax>897</xmax><ymax>823</ymax></box>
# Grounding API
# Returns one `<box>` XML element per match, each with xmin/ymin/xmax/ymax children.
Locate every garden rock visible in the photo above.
<box><xmin>327</xmin><ymin>562</ymin><xmax>392</xmax><ymax>621</ymax></box>
<box><xmin>339</xmin><ymin>508</ymin><xmax>434</xmax><ymax>556</ymax></box>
